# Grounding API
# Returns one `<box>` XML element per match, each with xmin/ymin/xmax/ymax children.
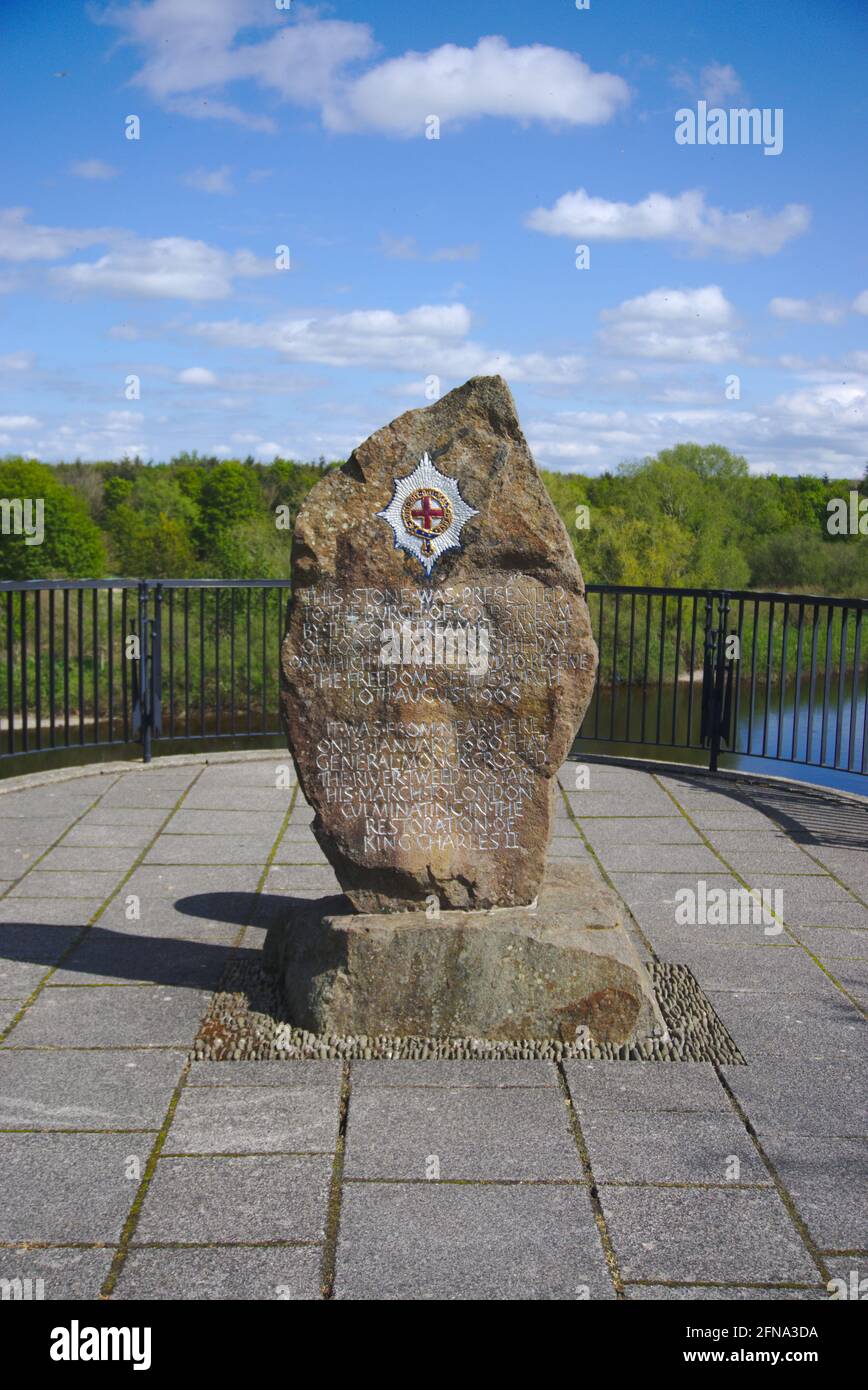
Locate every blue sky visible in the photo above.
<box><xmin>0</xmin><ymin>0</ymin><xmax>866</xmax><ymax>474</ymax></box>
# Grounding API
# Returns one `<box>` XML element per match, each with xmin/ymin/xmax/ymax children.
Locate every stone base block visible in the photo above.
<box><xmin>264</xmin><ymin>862</ymin><xmax>665</xmax><ymax>1046</ymax></box>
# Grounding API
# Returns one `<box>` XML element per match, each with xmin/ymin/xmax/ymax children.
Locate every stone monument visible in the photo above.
<box><xmin>267</xmin><ymin>376</ymin><xmax>663</xmax><ymax>1045</ymax></box>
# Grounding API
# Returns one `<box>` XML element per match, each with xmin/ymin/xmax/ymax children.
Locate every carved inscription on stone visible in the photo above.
<box><xmin>280</xmin><ymin>374</ymin><xmax>598</xmax><ymax>910</ymax></box>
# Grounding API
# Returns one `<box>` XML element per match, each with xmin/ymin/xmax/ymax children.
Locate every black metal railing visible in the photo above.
<box><xmin>579</xmin><ymin>585</ymin><xmax>867</xmax><ymax>781</ymax></box>
<box><xmin>1</xmin><ymin>579</ymin><xmax>866</xmax><ymax>786</ymax></box>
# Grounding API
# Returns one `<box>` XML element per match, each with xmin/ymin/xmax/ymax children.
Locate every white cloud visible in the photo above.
<box><xmin>0</xmin><ymin>351</ymin><xmax>35</xmax><ymax>371</ymax></box>
<box><xmin>70</xmin><ymin>159</ymin><xmax>120</xmax><ymax>181</ymax></box>
<box><xmin>18</xmin><ymin>410</ymin><xmax>148</xmax><ymax>461</ymax></box>
<box><xmin>670</xmin><ymin>60</ymin><xmax>744</xmax><ymax>105</ymax></box>
<box><xmin>699</xmin><ymin>62</ymin><xmax>744</xmax><ymax>105</ymax></box>
<box><xmin>772</xmin><ymin>380</ymin><xmax>867</xmax><ymax>430</ymax></box>
<box><xmin>97</xmin><ymin>6</ymin><xmax>627</xmax><ymax>136</ymax></box>
<box><xmin>769</xmin><ymin>296</ymin><xmax>848</xmax><ymax>325</ymax></box>
<box><xmin>177</xmin><ymin>366</ymin><xmax>218</xmax><ymax>386</ymax></box>
<box><xmin>324</xmin><ymin>36</ymin><xmax>629</xmax><ymax>135</ymax></box>
<box><xmin>0</xmin><ymin>207</ymin><xmax>110</xmax><ymax>262</ymax></box>
<box><xmin>99</xmin><ymin>0</ymin><xmax>375</xmax><ymax>126</ymax></box>
<box><xmin>528</xmin><ymin>382</ymin><xmax>868</xmax><ymax>475</ymax></box>
<box><xmin>182</xmin><ymin>166</ymin><xmax>234</xmax><ymax>195</ymax></box>
<box><xmin>598</xmin><ymin>285</ymin><xmax>739</xmax><ymax>364</ymax></box>
<box><xmin>52</xmin><ymin>236</ymin><xmax>273</xmax><ymax>301</ymax></box>
<box><xmin>0</xmin><ymin>414</ymin><xmax>39</xmax><ymax>429</ymax></box>
<box><xmin>852</xmin><ymin>290</ymin><xmax>868</xmax><ymax>315</ymax></box>
<box><xmin>526</xmin><ymin>189</ymin><xmax>809</xmax><ymax>257</ymax></box>
<box><xmin>190</xmin><ymin>301</ymin><xmax>584</xmax><ymax>384</ymax></box>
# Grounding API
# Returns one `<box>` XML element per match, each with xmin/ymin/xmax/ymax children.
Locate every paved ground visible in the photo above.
<box><xmin>0</xmin><ymin>753</ymin><xmax>865</xmax><ymax>1300</ymax></box>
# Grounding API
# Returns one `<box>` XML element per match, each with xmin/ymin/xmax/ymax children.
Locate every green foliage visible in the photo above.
<box><xmin>1</xmin><ymin>445</ymin><xmax>864</xmax><ymax>596</ymax></box>
<box><xmin>0</xmin><ymin>457</ymin><xmax>107</xmax><ymax>579</ymax></box>
<box><xmin>544</xmin><ymin>443</ymin><xmax>863</xmax><ymax>597</ymax></box>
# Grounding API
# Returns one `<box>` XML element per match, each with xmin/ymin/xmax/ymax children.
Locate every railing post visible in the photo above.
<box><xmin>137</xmin><ymin>580</ymin><xmax>151</xmax><ymax>763</ymax></box>
<box><xmin>701</xmin><ymin>591</ymin><xmax>733</xmax><ymax>772</ymax></box>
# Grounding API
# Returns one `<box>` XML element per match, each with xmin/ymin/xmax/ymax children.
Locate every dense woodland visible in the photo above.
<box><xmin>1</xmin><ymin>444</ymin><xmax>867</xmax><ymax>596</ymax></box>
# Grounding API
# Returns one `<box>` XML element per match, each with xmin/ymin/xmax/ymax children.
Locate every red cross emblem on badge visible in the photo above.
<box><xmin>376</xmin><ymin>453</ymin><xmax>478</xmax><ymax>576</ymax></box>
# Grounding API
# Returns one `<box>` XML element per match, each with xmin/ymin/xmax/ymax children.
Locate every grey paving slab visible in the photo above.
<box><xmin>0</xmin><ymin>924</ymin><xmax>82</xmax><ymax>994</ymax></box>
<box><xmin>784</xmin><ymin>901</ymin><xmax>868</xmax><ymax>930</ymax></box>
<box><xmin>723</xmin><ymin>852</ymin><xmax>829</xmax><ymax>877</ymax></box>
<box><xmin>280</xmin><ymin>825</ymin><xmax>320</xmax><ymax>842</ymax></box>
<box><xmin>794</xmin><ymin>926</ymin><xmax>868</xmax><ymax>958</ymax></box>
<box><xmin>818</xmin><ymin>957</ymin><xmax>868</xmax><ymax>1008</ymax></box>
<box><xmin>350</xmin><ymin>1060</ymin><xmax>556</xmax><ymax>1089</ymax></box>
<box><xmin>701</xmin><ymin>830</ymin><xmax>799</xmax><ymax>852</ymax></box>
<box><xmin>165</xmin><ymin>1081</ymin><xmax>340</xmax><ymax>1154</ymax></box>
<box><xmin>0</xmin><ymin>846</ymin><xmax>45</xmax><ymax>877</ymax></box>
<box><xmin>594</xmin><ymin>845</ymin><xmax>727</xmax><ymax>874</ymax></box>
<box><xmin>608</xmin><ymin>871</ymin><xmax>738</xmax><ymax>904</ymax></box>
<box><xmin>187</xmin><ymin>1060</ymin><xmax>341</xmax><ymax>1087</ymax></box>
<box><xmin>0</xmin><ymin>897</ymin><xmax>103</xmax><ymax>926</ymax></box>
<box><xmin>96</xmin><ymin>897</ymin><xmax>248</xmax><ymax>938</ymax></box>
<box><xmin>144</xmin><ymin>835</ymin><xmax>276</xmax><ymax>865</ymax></box>
<box><xmin>685</xmin><ymin>808</ymin><xmax>781</xmax><ymax>831</ymax></box>
<box><xmin>0</xmin><ymin>1049</ymin><xmax>182</xmax><ymax>1128</ymax></box>
<box><xmin>60</xmin><ymin>823</ymin><xmax>159</xmax><ymax>849</ymax></box>
<box><xmin>626</xmin><ymin>1282</ymin><xmax>825</xmax><ymax>1300</ymax></box>
<box><xmin>0</xmin><ymin>818</ymin><xmax>75</xmax><ymax>844</ymax></box>
<box><xmin>0</xmin><ymin>1133</ymin><xmax>142</xmax><ymax>1242</ymax></box>
<box><xmin>8</xmin><ymin>870</ymin><xmax>125</xmax><ymax>899</ymax></box>
<box><xmin>708</xmin><ymin>989</ymin><xmax>867</xmax><ymax>1062</ymax></box>
<box><xmin>344</xmin><ymin>1086</ymin><xmax>579</xmax><ymax>1180</ymax></box>
<box><xmin>265</xmin><ymin>865</ymin><xmax>341</xmax><ymax>894</ymax></box>
<box><xmin>0</xmin><ymin>790</ymin><xmax>100</xmax><ymax>819</ymax></box>
<box><xmin>49</xmin><ymin>930</ymin><xmax>235</xmax><ymax>989</ymax></box>
<box><xmin>36</xmin><ymin>846</ymin><xmax>142</xmax><ymax>874</ymax></box>
<box><xmin>123</xmin><ymin>865</ymin><xmax>262</xmax><ymax>900</ymax></box>
<box><xmin>334</xmin><ymin>1182</ymin><xmax>613</xmax><ymax>1300</ymax></box>
<box><xmin>115</xmin><ymin>1245</ymin><xmax>321</xmax><ymax>1301</ymax></box>
<box><xmin>77</xmin><ymin>807</ymin><xmax>167</xmax><ymax>829</ymax></box>
<box><xmin>287</xmin><ymin>805</ymin><xmax>316</xmax><ymax>824</ymax></box>
<box><xmin>584</xmin><ymin>1111</ymin><xmax>768</xmax><ymax>1184</ymax></box>
<box><xmin>272</xmin><ymin>842</ymin><xmax>333</xmax><ymax>865</ymax></box>
<box><xmin>808</xmin><ymin>846</ymin><xmax>868</xmax><ymax>876</ymax></box>
<box><xmin>184</xmin><ymin>786</ymin><xmax>292</xmax><ymax>813</ymax></box>
<box><xmin>0</xmin><ymin>1000</ymin><xmax>25</xmax><ymax>1032</ymax></box>
<box><xmin>165</xmin><ymin>809</ymin><xmax>285</xmax><ymax>837</ymax></box>
<box><xmin>567</xmin><ymin>789</ymin><xmax>679</xmax><ymax>816</ymax></box>
<box><xmin>136</xmin><ymin>1155</ymin><xmax>332</xmax><ymax>1243</ymax></box>
<box><xmin>760</xmin><ymin>1135</ymin><xmax>868</xmax><ymax>1251</ymax></box>
<box><xmin>7</xmin><ymin>985</ymin><xmax>210</xmax><ymax>1048</ymax></box>
<box><xmin>0</xmin><ymin>1246</ymin><xmax>115</xmax><ymax>1300</ymax></box>
<box><xmin>772</xmin><ymin>876</ymin><xmax>863</xmax><ymax>906</ymax></box>
<box><xmin>97</xmin><ymin>775</ymin><xmax>198</xmax><ymax>809</ymax></box>
<box><xmin>560</xmin><ymin>762</ymin><xmax>657</xmax><ymax>789</ymax></box>
<box><xmin>640</xmin><ymin>916</ymin><xmax>792</xmax><ymax>953</ymax></box>
<box><xmin>581</xmin><ymin>818</ymin><xmax>703</xmax><ymax>846</ymax></box>
<box><xmin>601</xmin><ymin>1187</ymin><xmax>819</xmax><ymax>1284</ymax></box>
<box><xmin>721</xmin><ymin>1060</ymin><xmax>865</xmax><ymax>1138</ymax></box>
<box><xmin>565</xmin><ymin>1061</ymin><xmax>729</xmax><ymax>1114</ymax></box>
<box><xmin>667</xmin><ymin>944</ymin><xmax>838</xmax><ymax>993</ymax></box>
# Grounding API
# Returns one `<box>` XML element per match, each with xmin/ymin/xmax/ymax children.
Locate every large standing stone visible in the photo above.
<box><xmin>279</xmin><ymin>375</ymin><xmax>597</xmax><ymax>912</ymax></box>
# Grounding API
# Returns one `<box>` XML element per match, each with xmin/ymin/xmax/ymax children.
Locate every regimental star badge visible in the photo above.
<box><xmin>375</xmin><ymin>453</ymin><xmax>478</xmax><ymax>576</ymax></box>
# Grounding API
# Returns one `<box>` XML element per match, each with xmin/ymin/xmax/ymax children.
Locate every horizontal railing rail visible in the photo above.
<box><xmin>1</xmin><ymin>579</ymin><xmax>866</xmax><ymax>783</ymax></box>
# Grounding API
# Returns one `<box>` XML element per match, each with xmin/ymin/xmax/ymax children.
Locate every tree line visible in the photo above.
<box><xmin>1</xmin><ymin>444</ymin><xmax>866</xmax><ymax>596</ymax></box>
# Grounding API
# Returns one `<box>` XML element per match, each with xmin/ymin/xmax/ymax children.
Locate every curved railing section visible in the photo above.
<box><xmin>1</xmin><ymin>579</ymin><xmax>866</xmax><ymax>790</ymax></box>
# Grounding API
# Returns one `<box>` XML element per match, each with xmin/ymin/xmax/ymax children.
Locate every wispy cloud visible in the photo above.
<box><xmin>526</xmin><ymin>189</ymin><xmax>809</xmax><ymax>257</ymax></box>
<box><xmin>181</xmin><ymin>166</ymin><xmax>234</xmax><ymax>195</ymax></box>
